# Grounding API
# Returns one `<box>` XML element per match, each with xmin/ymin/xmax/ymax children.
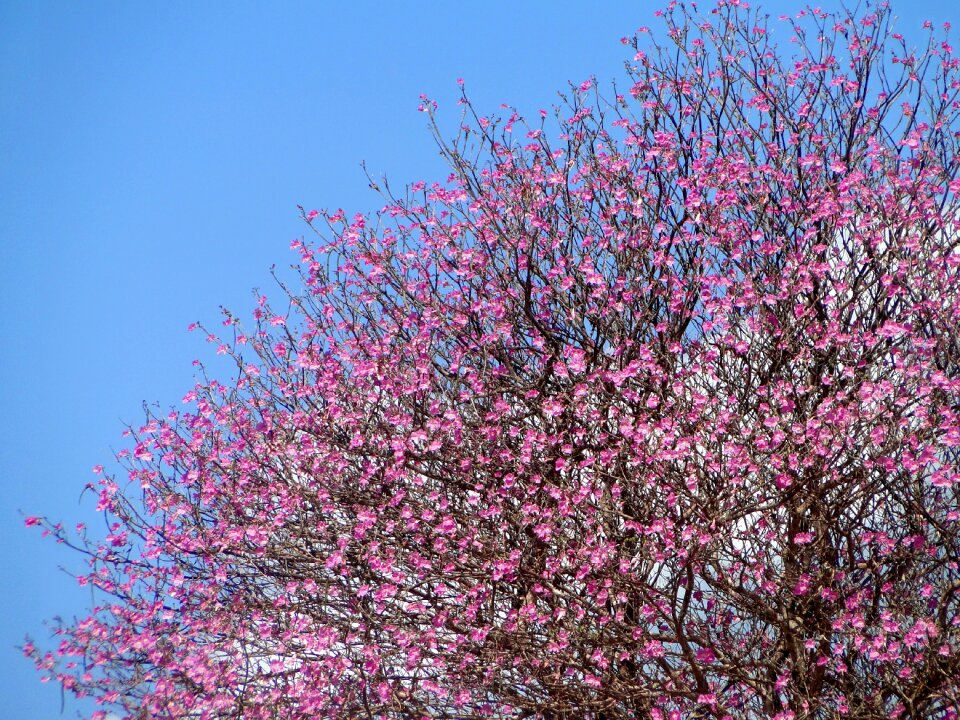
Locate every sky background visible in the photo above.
<box><xmin>0</xmin><ymin>1</ymin><xmax>956</xmax><ymax>718</ymax></box>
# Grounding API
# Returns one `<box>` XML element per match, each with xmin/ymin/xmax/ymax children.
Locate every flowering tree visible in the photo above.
<box><xmin>27</xmin><ymin>2</ymin><xmax>960</xmax><ymax>719</ymax></box>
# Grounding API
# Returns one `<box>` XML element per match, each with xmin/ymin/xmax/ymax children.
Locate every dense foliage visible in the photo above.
<box><xmin>28</xmin><ymin>2</ymin><xmax>960</xmax><ymax>718</ymax></box>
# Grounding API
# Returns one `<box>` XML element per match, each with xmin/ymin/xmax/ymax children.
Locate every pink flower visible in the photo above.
<box><xmin>695</xmin><ymin>647</ymin><xmax>716</xmax><ymax>664</ymax></box>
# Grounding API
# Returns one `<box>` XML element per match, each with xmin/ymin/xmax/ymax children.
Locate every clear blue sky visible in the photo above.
<box><xmin>1</xmin><ymin>1</ymin><xmax>955</xmax><ymax>718</ymax></box>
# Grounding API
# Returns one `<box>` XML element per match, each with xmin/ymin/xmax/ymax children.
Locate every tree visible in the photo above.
<box><xmin>26</xmin><ymin>2</ymin><xmax>960</xmax><ymax>718</ymax></box>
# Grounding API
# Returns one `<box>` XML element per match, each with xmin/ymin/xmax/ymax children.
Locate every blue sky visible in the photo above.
<box><xmin>1</xmin><ymin>1</ymin><xmax>956</xmax><ymax>718</ymax></box>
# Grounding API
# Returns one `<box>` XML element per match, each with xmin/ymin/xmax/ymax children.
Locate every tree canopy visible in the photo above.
<box><xmin>27</xmin><ymin>2</ymin><xmax>960</xmax><ymax>718</ymax></box>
